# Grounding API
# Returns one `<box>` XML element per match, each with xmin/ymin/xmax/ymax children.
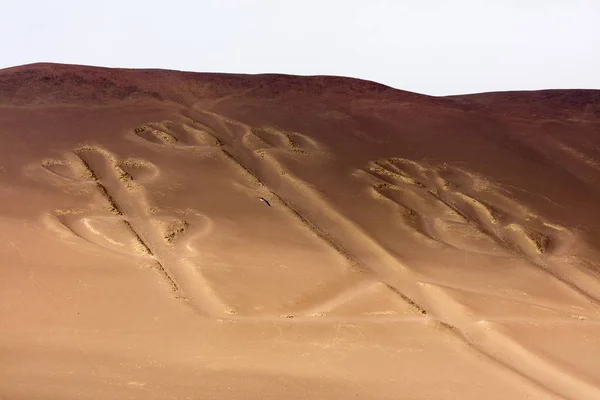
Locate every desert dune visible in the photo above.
<box><xmin>1</xmin><ymin>63</ymin><xmax>599</xmax><ymax>399</ymax></box>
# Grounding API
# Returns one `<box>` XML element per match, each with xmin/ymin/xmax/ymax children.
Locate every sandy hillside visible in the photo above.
<box><xmin>1</xmin><ymin>63</ymin><xmax>600</xmax><ymax>400</ymax></box>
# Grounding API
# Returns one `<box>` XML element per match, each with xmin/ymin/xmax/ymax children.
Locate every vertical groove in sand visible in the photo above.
<box><xmin>69</xmin><ymin>149</ymin><xmax>227</xmax><ymax>316</ymax></box>
<box><xmin>78</xmin><ymin>155</ymin><xmax>180</xmax><ymax>293</ymax></box>
<box><xmin>220</xmin><ymin>149</ymin><xmax>361</xmax><ymax>269</ymax></box>
<box><xmin>218</xmin><ymin>147</ymin><xmax>429</xmax><ymax>314</ymax></box>
<box><xmin>197</xmin><ymin>115</ymin><xmax>434</xmax><ymax>317</ymax></box>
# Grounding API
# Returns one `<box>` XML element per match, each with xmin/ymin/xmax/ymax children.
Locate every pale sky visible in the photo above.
<box><xmin>1</xmin><ymin>1</ymin><xmax>598</xmax><ymax>96</ymax></box>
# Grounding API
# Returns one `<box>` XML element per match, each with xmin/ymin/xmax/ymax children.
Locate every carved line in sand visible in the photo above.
<box><xmin>180</xmin><ymin>110</ymin><xmax>432</xmax><ymax>316</ymax></box>
<box><xmin>219</xmin><ymin>128</ymin><xmax>429</xmax><ymax>319</ymax></box>
<box><xmin>360</xmin><ymin>157</ymin><xmax>600</xmax><ymax>306</ymax></box>
<box><xmin>41</xmin><ymin>145</ymin><xmax>230</xmax><ymax>316</ymax></box>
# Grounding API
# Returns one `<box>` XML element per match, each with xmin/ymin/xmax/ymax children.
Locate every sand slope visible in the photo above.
<box><xmin>1</xmin><ymin>63</ymin><xmax>600</xmax><ymax>399</ymax></box>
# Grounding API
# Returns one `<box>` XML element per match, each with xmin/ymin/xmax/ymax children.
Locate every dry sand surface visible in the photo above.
<box><xmin>1</xmin><ymin>63</ymin><xmax>600</xmax><ymax>399</ymax></box>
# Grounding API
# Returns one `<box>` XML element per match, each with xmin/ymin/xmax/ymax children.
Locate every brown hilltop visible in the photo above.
<box><xmin>1</xmin><ymin>62</ymin><xmax>600</xmax><ymax>400</ymax></box>
<box><xmin>4</xmin><ymin>62</ymin><xmax>599</xmax><ymax>122</ymax></box>
<box><xmin>1</xmin><ymin>62</ymin><xmax>467</xmax><ymax>107</ymax></box>
<box><xmin>451</xmin><ymin>89</ymin><xmax>600</xmax><ymax>121</ymax></box>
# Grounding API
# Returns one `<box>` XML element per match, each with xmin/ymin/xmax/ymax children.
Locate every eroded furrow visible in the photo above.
<box><xmin>58</xmin><ymin>147</ymin><xmax>228</xmax><ymax>316</ymax></box>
